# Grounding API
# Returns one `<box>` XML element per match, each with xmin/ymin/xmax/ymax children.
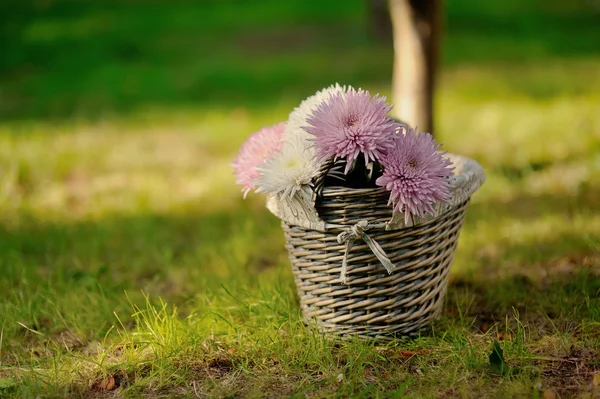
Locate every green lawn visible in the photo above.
<box><xmin>1</xmin><ymin>0</ymin><xmax>600</xmax><ymax>398</ymax></box>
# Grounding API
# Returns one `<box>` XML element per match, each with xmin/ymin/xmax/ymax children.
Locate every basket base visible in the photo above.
<box><xmin>301</xmin><ymin>309</ymin><xmax>439</xmax><ymax>342</ymax></box>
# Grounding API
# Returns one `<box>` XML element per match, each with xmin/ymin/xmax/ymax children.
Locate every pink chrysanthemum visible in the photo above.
<box><xmin>376</xmin><ymin>127</ymin><xmax>454</xmax><ymax>223</ymax></box>
<box><xmin>304</xmin><ymin>87</ymin><xmax>398</xmax><ymax>173</ymax></box>
<box><xmin>232</xmin><ymin>123</ymin><xmax>285</xmax><ymax>198</ymax></box>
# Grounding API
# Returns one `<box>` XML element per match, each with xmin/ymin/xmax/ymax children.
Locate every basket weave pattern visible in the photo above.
<box><xmin>282</xmin><ymin>187</ymin><xmax>469</xmax><ymax>340</ymax></box>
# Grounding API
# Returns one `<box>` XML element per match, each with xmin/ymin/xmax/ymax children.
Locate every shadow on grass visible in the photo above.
<box><xmin>0</xmin><ymin>203</ymin><xmax>287</xmax><ymax>342</ymax></box>
<box><xmin>1</xmin><ymin>192</ymin><xmax>599</xmax><ymax>399</ymax></box>
<box><xmin>444</xmin><ymin>0</ymin><xmax>600</xmax><ymax>64</ymax></box>
<box><xmin>444</xmin><ymin>182</ymin><xmax>600</xmax><ymax>334</ymax></box>
<box><xmin>1</xmin><ymin>204</ymin><xmax>286</xmax><ymax>286</ymax></box>
<box><xmin>446</xmin><ymin>267</ymin><xmax>600</xmax><ymax>335</ymax></box>
<box><xmin>1</xmin><ymin>184</ymin><xmax>598</xmax><ymax>345</ymax></box>
<box><xmin>1</xmin><ymin>0</ymin><xmax>599</xmax><ymax>122</ymax></box>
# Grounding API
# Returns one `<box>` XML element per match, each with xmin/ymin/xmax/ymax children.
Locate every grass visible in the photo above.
<box><xmin>1</xmin><ymin>0</ymin><xmax>600</xmax><ymax>397</ymax></box>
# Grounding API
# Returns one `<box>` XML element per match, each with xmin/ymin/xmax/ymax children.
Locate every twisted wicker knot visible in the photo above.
<box><xmin>336</xmin><ymin>220</ymin><xmax>396</xmax><ymax>284</ymax></box>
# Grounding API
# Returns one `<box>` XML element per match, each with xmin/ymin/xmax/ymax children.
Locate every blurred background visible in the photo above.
<box><xmin>2</xmin><ymin>0</ymin><xmax>599</xmax><ymax>121</ymax></box>
<box><xmin>1</xmin><ymin>0</ymin><xmax>600</xmax><ymax>370</ymax></box>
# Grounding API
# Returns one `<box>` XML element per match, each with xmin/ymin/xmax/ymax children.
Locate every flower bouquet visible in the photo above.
<box><xmin>233</xmin><ymin>84</ymin><xmax>485</xmax><ymax>340</ymax></box>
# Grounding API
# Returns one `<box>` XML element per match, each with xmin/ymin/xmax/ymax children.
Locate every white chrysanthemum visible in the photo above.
<box><xmin>283</xmin><ymin>83</ymin><xmax>348</xmax><ymax>141</ymax></box>
<box><xmin>254</xmin><ymin>135</ymin><xmax>320</xmax><ymax>198</ymax></box>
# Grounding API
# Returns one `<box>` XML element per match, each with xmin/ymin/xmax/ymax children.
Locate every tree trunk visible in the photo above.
<box><xmin>389</xmin><ymin>0</ymin><xmax>443</xmax><ymax>136</ymax></box>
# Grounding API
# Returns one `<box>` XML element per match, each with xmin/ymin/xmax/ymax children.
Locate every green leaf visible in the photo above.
<box><xmin>489</xmin><ymin>340</ymin><xmax>510</xmax><ymax>376</ymax></box>
<box><xmin>0</xmin><ymin>378</ymin><xmax>18</xmax><ymax>389</ymax></box>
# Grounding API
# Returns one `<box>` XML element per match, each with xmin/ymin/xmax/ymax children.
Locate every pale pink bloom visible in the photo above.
<box><xmin>376</xmin><ymin>127</ymin><xmax>454</xmax><ymax>223</ymax></box>
<box><xmin>304</xmin><ymin>87</ymin><xmax>398</xmax><ymax>173</ymax></box>
<box><xmin>232</xmin><ymin>123</ymin><xmax>285</xmax><ymax>198</ymax></box>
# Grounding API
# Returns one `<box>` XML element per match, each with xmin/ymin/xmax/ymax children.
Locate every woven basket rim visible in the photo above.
<box><xmin>266</xmin><ymin>153</ymin><xmax>485</xmax><ymax>232</ymax></box>
<box><xmin>319</xmin><ymin>186</ymin><xmax>387</xmax><ymax>196</ymax></box>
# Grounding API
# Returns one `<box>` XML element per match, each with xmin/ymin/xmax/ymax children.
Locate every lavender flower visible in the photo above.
<box><xmin>376</xmin><ymin>127</ymin><xmax>454</xmax><ymax>223</ymax></box>
<box><xmin>304</xmin><ymin>87</ymin><xmax>398</xmax><ymax>173</ymax></box>
<box><xmin>232</xmin><ymin>123</ymin><xmax>285</xmax><ymax>198</ymax></box>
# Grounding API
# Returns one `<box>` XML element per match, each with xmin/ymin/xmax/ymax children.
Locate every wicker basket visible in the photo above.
<box><xmin>267</xmin><ymin>154</ymin><xmax>485</xmax><ymax>341</ymax></box>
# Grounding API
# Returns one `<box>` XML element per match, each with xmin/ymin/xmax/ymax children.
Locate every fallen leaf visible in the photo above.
<box><xmin>497</xmin><ymin>332</ymin><xmax>512</xmax><ymax>341</ymax></box>
<box><xmin>226</xmin><ymin>348</ymin><xmax>235</xmax><ymax>354</ymax></box>
<box><xmin>489</xmin><ymin>340</ymin><xmax>510</xmax><ymax>376</ymax></box>
<box><xmin>93</xmin><ymin>374</ymin><xmax>116</xmax><ymax>391</ymax></box>
<box><xmin>543</xmin><ymin>389</ymin><xmax>557</xmax><ymax>399</ymax></box>
<box><xmin>337</xmin><ymin>373</ymin><xmax>344</xmax><ymax>382</ymax></box>
<box><xmin>593</xmin><ymin>371</ymin><xmax>600</xmax><ymax>387</ymax></box>
<box><xmin>480</xmin><ymin>324</ymin><xmax>489</xmax><ymax>333</ymax></box>
<box><xmin>400</xmin><ymin>350</ymin><xmax>416</xmax><ymax>358</ymax></box>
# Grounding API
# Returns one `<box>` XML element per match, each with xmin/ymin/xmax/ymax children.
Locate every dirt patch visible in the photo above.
<box><xmin>206</xmin><ymin>356</ymin><xmax>234</xmax><ymax>379</ymax></box>
<box><xmin>539</xmin><ymin>346</ymin><xmax>600</xmax><ymax>397</ymax></box>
